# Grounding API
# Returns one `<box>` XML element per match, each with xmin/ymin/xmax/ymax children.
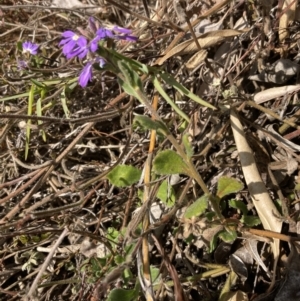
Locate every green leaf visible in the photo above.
<box><xmin>178</xmin><ymin>120</ymin><xmax>188</xmax><ymax>133</ymax></box>
<box><xmin>152</xmin><ymin>76</ymin><xmax>190</xmax><ymax>123</ymax></box>
<box><xmin>123</xmin><ymin>267</ymin><xmax>133</xmax><ymax>284</ymax></box>
<box><xmin>150</xmin><ymin>266</ymin><xmax>162</xmax><ymax>285</ymax></box>
<box><xmin>118</xmin><ymin>60</ymin><xmax>136</xmax><ymax>87</ymax></box>
<box><xmin>106</xmin><ymin>227</ymin><xmax>120</xmax><ymax>243</ymax></box>
<box><xmin>107</xmin><ymin>165</ymin><xmax>142</xmax><ymax>187</ymax></box>
<box><xmin>133</xmin><ymin>115</ymin><xmax>168</xmax><ymax>134</ymax></box>
<box><xmin>137</xmin><ymin>189</ymin><xmax>143</xmax><ymax>200</ymax></box>
<box><xmin>216</xmin><ymin>177</ymin><xmax>244</xmax><ymax>199</ymax></box>
<box><xmin>93</xmin><ymin>257</ymin><xmax>107</xmax><ymax>268</ymax></box>
<box><xmin>228</xmin><ymin>199</ymin><xmax>248</xmax><ymax>215</ymax></box>
<box><xmin>36</xmin><ymin>93</ymin><xmax>46</xmax><ymax>141</ymax></box>
<box><xmin>159</xmin><ymin>72</ymin><xmax>217</xmax><ymax>110</ymax></box>
<box><xmin>42</xmin><ymin>78</ymin><xmax>67</xmax><ymax>86</ymax></box>
<box><xmin>206</xmin><ymin>212</ymin><xmax>216</xmax><ymax>221</ymax></box>
<box><xmin>67</xmin><ymin>80</ymin><xmax>78</xmax><ymax>91</ymax></box>
<box><xmin>60</xmin><ymin>86</ymin><xmax>70</xmax><ymax>119</ymax></box>
<box><xmin>107</xmin><ymin>287</ymin><xmax>138</xmax><ymax>301</ymax></box>
<box><xmin>97</xmin><ymin>45</ymin><xmax>146</xmax><ymax>74</ymax></box>
<box><xmin>153</xmin><ymin>150</ymin><xmax>190</xmax><ymax>175</ymax></box>
<box><xmin>124</xmin><ymin>241</ymin><xmax>137</xmax><ymax>257</ymax></box>
<box><xmin>25</xmin><ymin>85</ymin><xmax>35</xmax><ymax>159</ymax></box>
<box><xmin>117</xmin><ymin>60</ymin><xmax>143</xmax><ymax>90</ymax></box>
<box><xmin>118</xmin><ymin>78</ymin><xmax>138</xmax><ymax>97</ymax></box>
<box><xmin>17</xmin><ymin>40</ymin><xmax>23</xmax><ymax>52</ymax></box>
<box><xmin>295</xmin><ymin>183</ymin><xmax>300</xmax><ymax>191</ymax></box>
<box><xmin>114</xmin><ymin>255</ymin><xmax>125</xmax><ymax>265</ymax></box>
<box><xmin>19</xmin><ymin>235</ymin><xmax>29</xmax><ymax>245</ymax></box>
<box><xmin>37</xmin><ymin>88</ymin><xmax>47</xmax><ymax>142</ymax></box>
<box><xmin>157</xmin><ymin>180</ymin><xmax>176</xmax><ymax>207</ymax></box>
<box><xmin>89</xmin><ymin>258</ymin><xmax>105</xmax><ymax>278</ymax></box>
<box><xmin>209</xmin><ymin>233</ymin><xmax>219</xmax><ymax>253</ymax></box>
<box><xmin>241</xmin><ymin>215</ymin><xmax>261</xmax><ymax>227</ymax></box>
<box><xmin>0</xmin><ymin>92</ymin><xmax>30</xmax><ymax>102</ymax></box>
<box><xmin>218</xmin><ymin>229</ymin><xmax>237</xmax><ymax>243</ymax></box>
<box><xmin>31</xmin><ymin>235</ymin><xmax>41</xmax><ymax>243</ymax></box>
<box><xmin>30</xmin><ymin>78</ymin><xmax>47</xmax><ymax>89</ymax></box>
<box><xmin>184</xmin><ymin>195</ymin><xmax>208</xmax><ymax>218</ymax></box>
<box><xmin>140</xmin><ymin>63</ymin><xmax>150</xmax><ymax>75</ymax></box>
<box><xmin>182</xmin><ymin>133</ymin><xmax>193</xmax><ymax>158</ymax></box>
<box><xmin>273</xmin><ymin>198</ymin><xmax>283</xmax><ymax>215</ymax></box>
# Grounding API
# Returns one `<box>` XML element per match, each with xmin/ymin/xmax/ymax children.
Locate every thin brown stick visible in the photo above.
<box><xmin>27</xmin><ymin>228</ymin><xmax>69</xmax><ymax>298</ymax></box>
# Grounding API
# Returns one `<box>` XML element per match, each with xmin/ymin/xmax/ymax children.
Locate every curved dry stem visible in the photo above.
<box><xmin>230</xmin><ymin>108</ymin><xmax>282</xmax><ymax>291</ymax></box>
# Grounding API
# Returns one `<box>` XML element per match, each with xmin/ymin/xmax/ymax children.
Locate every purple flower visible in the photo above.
<box><xmin>22</xmin><ymin>41</ymin><xmax>39</xmax><ymax>55</ymax></box>
<box><xmin>116</xmin><ymin>34</ymin><xmax>138</xmax><ymax>42</ymax></box>
<box><xmin>113</xmin><ymin>26</ymin><xmax>133</xmax><ymax>34</ymax></box>
<box><xmin>90</xmin><ymin>35</ymin><xmax>100</xmax><ymax>52</ymax></box>
<box><xmin>59</xmin><ymin>31</ymin><xmax>80</xmax><ymax>56</ymax></box>
<box><xmin>78</xmin><ymin>57</ymin><xmax>105</xmax><ymax>87</ymax></box>
<box><xmin>17</xmin><ymin>59</ymin><xmax>28</xmax><ymax>70</ymax></box>
<box><xmin>88</xmin><ymin>17</ymin><xmax>98</xmax><ymax>33</ymax></box>
<box><xmin>67</xmin><ymin>36</ymin><xmax>89</xmax><ymax>59</ymax></box>
<box><xmin>96</xmin><ymin>28</ymin><xmax>114</xmax><ymax>40</ymax></box>
<box><xmin>112</xmin><ymin>26</ymin><xmax>138</xmax><ymax>41</ymax></box>
<box><xmin>91</xmin><ymin>28</ymin><xmax>115</xmax><ymax>52</ymax></box>
<box><xmin>79</xmin><ymin>62</ymin><xmax>93</xmax><ymax>88</ymax></box>
<box><xmin>95</xmin><ymin>26</ymin><xmax>137</xmax><ymax>42</ymax></box>
<box><xmin>96</xmin><ymin>57</ymin><xmax>106</xmax><ymax>68</ymax></box>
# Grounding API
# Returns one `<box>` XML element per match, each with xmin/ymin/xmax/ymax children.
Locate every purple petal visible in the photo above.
<box><xmin>113</xmin><ymin>26</ymin><xmax>133</xmax><ymax>34</ymax></box>
<box><xmin>79</xmin><ymin>62</ymin><xmax>93</xmax><ymax>88</ymax></box>
<box><xmin>62</xmin><ymin>30</ymin><xmax>77</xmax><ymax>38</ymax></box>
<box><xmin>88</xmin><ymin>17</ymin><xmax>97</xmax><ymax>33</ymax></box>
<box><xmin>62</xmin><ymin>40</ymin><xmax>77</xmax><ymax>55</ymax></box>
<box><xmin>22</xmin><ymin>41</ymin><xmax>31</xmax><ymax>49</ymax></box>
<box><xmin>59</xmin><ymin>32</ymin><xmax>79</xmax><ymax>48</ymax></box>
<box><xmin>77</xmin><ymin>36</ymin><xmax>88</xmax><ymax>47</ymax></box>
<box><xmin>22</xmin><ymin>41</ymin><xmax>39</xmax><ymax>55</ymax></box>
<box><xmin>126</xmin><ymin>35</ymin><xmax>138</xmax><ymax>41</ymax></box>
<box><xmin>116</xmin><ymin>35</ymin><xmax>138</xmax><ymax>41</ymax></box>
<box><xmin>66</xmin><ymin>37</ymin><xmax>88</xmax><ymax>59</ymax></box>
<box><xmin>66</xmin><ymin>52</ymin><xmax>77</xmax><ymax>59</ymax></box>
<box><xmin>90</xmin><ymin>36</ymin><xmax>100</xmax><ymax>52</ymax></box>
<box><xmin>66</xmin><ymin>48</ymin><xmax>80</xmax><ymax>59</ymax></box>
<box><xmin>31</xmin><ymin>45</ymin><xmax>39</xmax><ymax>54</ymax></box>
<box><xmin>77</xmin><ymin>48</ymin><xmax>89</xmax><ymax>59</ymax></box>
<box><xmin>17</xmin><ymin>59</ymin><xmax>28</xmax><ymax>70</ymax></box>
<box><xmin>96</xmin><ymin>28</ymin><xmax>114</xmax><ymax>39</ymax></box>
<box><xmin>96</xmin><ymin>57</ymin><xmax>106</xmax><ymax>68</ymax></box>
<box><xmin>59</xmin><ymin>39</ymin><xmax>69</xmax><ymax>46</ymax></box>
<box><xmin>60</xmin><ymin>35</ymin><xmax>85</xmax><ymax>57</ymax></box>
<box><xmin>99</xmin><ymin>59</ymin><xmax>105</xmax><ymax>68</ymax></box>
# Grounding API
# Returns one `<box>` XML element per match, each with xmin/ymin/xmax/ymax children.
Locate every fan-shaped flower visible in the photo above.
<box><xmin>59</xmin><ymin>31</ymin><xmax>81</xmax><ymax>56</ymax></box>
<box><xmin>79</xmin><ymin>62</ymin><xmax>93</xmax><ymax>88</ymax></box>
<box><xmin>22</xmin><ymin>41</ymin><xmax>39</xmax><ymax>55</ymax></box>
<box><xmin>66</xmin><ymin>36</ymin><xmax>89</xmax><ymax>59</ymax></box>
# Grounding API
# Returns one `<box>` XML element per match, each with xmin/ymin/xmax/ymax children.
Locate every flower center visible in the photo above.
<box><xmin>72</xmin><ymin>34</ymin><xmax>79</xmax><ymax>41</ymax></box>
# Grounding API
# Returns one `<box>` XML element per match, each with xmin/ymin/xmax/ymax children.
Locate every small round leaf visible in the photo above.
<box><xmin>184</xmin><ymin>195</ymin><xmax>209</xmax><ymax>218</ymax></box>
<box><xmin>153</xmin><ymin>150</ymin><xmax>189</xmax><ymax>175</ymax></box>
<box><xmin>107</xmin><ymin>165</ymin><xmax>142</xmax><ymax>187</ymax></box>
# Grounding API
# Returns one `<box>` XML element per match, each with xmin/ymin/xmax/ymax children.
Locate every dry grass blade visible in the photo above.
<box><xmin>139</xmin><ymin>94</ymin><xmax>159</xmax><ymax>301</ymax></box>
<box><xmin>158</xmin><ymin>29</ymin><xmax>248</xmax><ymax>65</ymax></box>
<box><xmin>152</xmin><ymin>234</ymin><xmax>185</xmax><ymax>301</ymax></box>
<box><xmin>230</xmin><ymin>108</ymin><xmax>282</xmax><ymax>230</ymax></box>
<box><xmin>27</xmin><ymin>228</ymin><xmax>69</xmax><ymax>298</ymax></box>
<box><xmin>185</xmin><ymin>49</ymin><xmax>207</xmax><ymax>70</ymax></box>
<box><xmin>279</xmin><ymin>0</ymin><xmax>298</xmax><ymax>41</ymax></box>
<box><xmin>254</xmin><ymin>85</ymin><xmax>300</xmax><ymax>104</ymax></box>
<box><xmin>230</xmin><ymin>108</ymin><xmax>282</xmax><ymax>291</ymax></box>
